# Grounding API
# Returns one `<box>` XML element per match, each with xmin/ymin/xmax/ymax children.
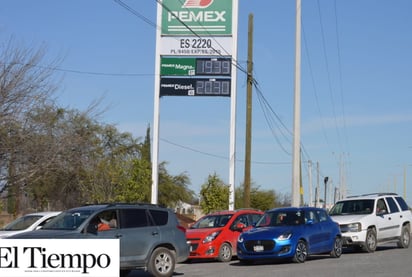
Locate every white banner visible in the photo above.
<box><xmin>0</xmin><ymin>239</ymin><xmax>119</xmax><ymax>277</ymax></box>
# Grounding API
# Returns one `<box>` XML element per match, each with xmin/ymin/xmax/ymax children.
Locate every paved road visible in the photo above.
<box><xmin>129</xmin><ymin>244</ymin><xmax>412</xmax><ymax>277</ymax></box>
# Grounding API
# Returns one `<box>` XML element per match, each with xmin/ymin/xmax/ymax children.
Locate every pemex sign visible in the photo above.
<box><xmin>161</xmin><ymin>0</ymin><xmax>233</xmax><ymax>36</ymax></box>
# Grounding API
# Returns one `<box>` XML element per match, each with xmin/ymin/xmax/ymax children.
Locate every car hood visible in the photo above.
<box><xmin>7</xmin><ymin>229</ymin><xmax>83</xmax><ymax>239</ymax></box>
<box><xmin>242</xmin><ymin>226</ymin><xmax>295</xmax><ymax>240</ymax></box>
<box><xmin>330</xmin><ymin>214</ymin><xmax>368</xmax><ymax>224</ymax></box>
<box><xmin>186</xmin><ymin>227</ymin><xmax>222</xmax><ymax>239</ymax></box>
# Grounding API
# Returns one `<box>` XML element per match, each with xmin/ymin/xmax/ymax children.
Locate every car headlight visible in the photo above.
<box><xmin>203</xmin><ymin>231</ymin><xmax>221</xmax><ymax>243</ymax></box>
<box><xmin>347</xmin><ymin>222</ymin><xmax>361</xmax><ymax>232</ymax></box>
<box><xmin>278</xmin><ymin>232</ymin><xmax>292</xmax><ymax>241</ymax></box>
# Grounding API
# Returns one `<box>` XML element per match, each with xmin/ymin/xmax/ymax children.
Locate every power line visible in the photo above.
<box><xmin>316</xmin><ymin>0</ymin><xmax>343</xmax><ymax>152</ymax></box>
<box><xmin>160</xmin><ymin>138</ymin><xmax>290</xmax><ymax>166</ymax></box>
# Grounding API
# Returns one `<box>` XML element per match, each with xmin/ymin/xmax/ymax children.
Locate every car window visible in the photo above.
<box><xmin>376</xmin><ymin>199</ymin><xmax>388</xmax><ymax>214</ymax></box>
<box><xmin>305</xmin><ymin>210</ymin><xmax>319</xmax><ymax>224</ymax></box>
<box><xmin>191</xmin><ymin>214</ymin><xmax>232</xmax><ymax>229</ymax></box>
<box><xmin>43</xmin><ymin>210</ymin><xmax>93</xmax><ymax>230</ymax></box>
<box><xmin>120</xmin><ymin>209</ymin><xmax>148</xmax><ymax>228</ymax></box>
<box><xmin>3</xmin><ymin>215</ymin><xmax>42</xmax><ymax>231</ymax></box>
<box><xmin>250</xmin><ymin>214</ymin><xmax>262</xmax><ymax>225</ymax></box>
<box><xmin>329</xmin><ymin>200</ymin><xmax>374</xmax><ymax>215</ymax></box>
<box><xmin>37</xmin><ymin>216</ymin><xmax>56</xmax><ymax>228</ymax></box>
<box><xmin>149</xmin><ymin>209</ymin><xmax>168</xmax><ymax>226</ymax></box>
<box><xmin>90</xmin><ymin>210</ymin><xmax>118</xmax><ymax>231</ymax></box>
<box><xmin>385</xmin><ymin>197</ymin><xmax>399</xmax><ymax>213</ymax></box>
<box><xmin>257</xmin><ymin>211</ymin><xmax>304</xmax><ymax>227</ymax></box>
<box><xmin>395</xmin><ymin>197</ymin><xmax>410</xmax><ymax>211</ymax></box>
<box><xmin>316</xmin><ymin>210</ymin><xmax>328</xmax><ymax>222</ymax></box>
<box><xmin>233</xmin><ymin>215</ymin><xmax>249</xmax><ymax>227</ymax></box>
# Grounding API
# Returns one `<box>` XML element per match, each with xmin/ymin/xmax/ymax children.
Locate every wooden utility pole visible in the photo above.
<box><xmin>244</xmin><ymin>13</ymin><xmax>254</xmax><ymax>208</ymax></box>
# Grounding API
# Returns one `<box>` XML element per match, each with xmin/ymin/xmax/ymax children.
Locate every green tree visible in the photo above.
<box><xmin>199</xmin><ymin>173</ymin><xmax>229</xmax><ymax>214</ymax></box>
<box><xmin>235</xmin><ymin>183</ymin><xmax>287</xmax><ymax>211</ymax></box>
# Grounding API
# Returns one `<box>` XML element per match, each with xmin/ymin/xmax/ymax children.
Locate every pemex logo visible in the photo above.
<box><xmin>183</xmin><ymin>0</ymin><xmax>214</xmax><ymax>8</ymax></box>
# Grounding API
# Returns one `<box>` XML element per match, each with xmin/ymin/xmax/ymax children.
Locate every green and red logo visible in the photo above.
<box><xmin>183</xmin><ymin>0</ymin><xmax>214</xmax><ymax>8</ymax></box>
<box><xmin>161</xmin><ymin>0</ymin><xmax>232</xmax><ymax>35</ymax></box>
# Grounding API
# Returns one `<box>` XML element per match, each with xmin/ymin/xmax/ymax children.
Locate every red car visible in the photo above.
<box><xmin>186</xmin><ymin>209</ymin><xmax>263</xmax><ymax>262</ymax></box>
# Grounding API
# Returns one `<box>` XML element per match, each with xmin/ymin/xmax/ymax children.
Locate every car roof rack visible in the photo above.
<box><xmin>346</xmin><ymin>192</ymin><xmax>398</xmax><ymax>198</ymax></box>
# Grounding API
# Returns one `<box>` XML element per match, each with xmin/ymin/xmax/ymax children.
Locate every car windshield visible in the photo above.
<box><xmin>256</xmin><ymin>210</ymin><xmax>305</xmax><ymax>227</ymax></box>
<box><xmin>190</xmin><ymin>214</ymin><xmax>232</xmax><ymax>229</ymax></box>
<box><xmin>41</xmin><ymin>210</ymin><xmax>94</xmax><ymax>230</ymax></box>
<box><xmin>329</xmin><ymin>199</ymin><xmax>374</xmax><ymax>215</ymax></box>
<box><xmin>1</xmin><ymin>215</ymin><xmax>42</xmax><ymax>231</ymax></box>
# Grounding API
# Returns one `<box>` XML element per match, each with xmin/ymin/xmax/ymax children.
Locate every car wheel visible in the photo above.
<box><xmin>217</xmin><ymin>243</ymin><xmax>232</xmax><ymax>262</ymax></box>
<box><xmin>293</xmin><ymin>240</ymin><xmax>308</xmax><ymax>263</ymax></box>
<box><xmin>364</xmin><ymin>229</ymin><xmax>377</xmax><ymax>253</ymax></box>
<box><xmin>397</xmin><ymin>225</ymin><xmax>410</xmax><ymax>248</ymax></box>
<box><xmin>147</xmin><ymin>247</ymin><xmax>175</xmax><ymax>277</ymax></box>
<box><xmin>330</xmin><ymin>236</ymin><xmax>343</xmax><ymax>258</ymax></box>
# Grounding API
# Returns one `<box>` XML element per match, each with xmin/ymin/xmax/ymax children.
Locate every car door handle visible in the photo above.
<box><xmin>115</xmin><ymin>234</ymin><xmax>123</xmax><ymax>238</ymax></box>
<box><xmin>152</xmin><ymin>231</ymin><xmax>159</xmax><ymax>236</ymax></box>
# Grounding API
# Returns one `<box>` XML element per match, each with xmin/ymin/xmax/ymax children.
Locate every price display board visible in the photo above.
<box><xmin>160</xmin><ymin>78</ymin><xmax>231</xmax><ymax>97</ymax></box>
<box><xmin>161</xmin><ymin>57</ymin><xmax>231</xmax><ymax>76</ymax></box>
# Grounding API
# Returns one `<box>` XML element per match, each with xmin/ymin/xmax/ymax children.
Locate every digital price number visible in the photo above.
<box><xmin>196</xmin><ymin>79</ymin><xmax>230</xmax><ymax>95</ymax></box>
<box><xmin>196</xmin><ymin>58</ymin><xmax>231</xmax><ymax>76</ymax></box>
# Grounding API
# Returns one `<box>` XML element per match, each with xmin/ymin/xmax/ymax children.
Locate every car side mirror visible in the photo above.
<box><xmin>232</xmin><ymin>222</ymin><xmax>246</xmax><ymax>231</ymax></box>
<box><xmin>86</xmin><ymin>223</ymin><xmax>98</xmax><ymax>235</ymax></box>
<box><xmin>306</xmin><ymin>219</ymin><xmax>314</xmax><ymax>225</ymax></box>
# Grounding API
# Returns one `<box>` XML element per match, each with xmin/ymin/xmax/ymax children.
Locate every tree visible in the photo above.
<box><xmin>199</xmin><ymin>173</ymin><xmax>229</xmax><ymax>214</ymax></box>
<box><xmin>0</xmin><ymin>39</ymin><xmax>59</xmax><ymax>214</ymax></box>
<box><xmin>235</xmin><ymin>183</ymin><xmax>290</xmax><ymax>211</ymax></box>
<box><xmin>158</xmin><ymin>162</ymin><xmax>195</xmax><ymax>208</ymax></box>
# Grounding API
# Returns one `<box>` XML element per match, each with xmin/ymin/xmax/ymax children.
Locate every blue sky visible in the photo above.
<box><xmin>1</xmin><ymin>0</ymin><xmax>411</xmax><ymax>205</ymax></box>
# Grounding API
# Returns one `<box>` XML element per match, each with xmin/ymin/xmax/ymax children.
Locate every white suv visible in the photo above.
<box><xmin>329</xmin><ymin>193</ymin><xmax>411</xmax><ymax>252</ymax></box>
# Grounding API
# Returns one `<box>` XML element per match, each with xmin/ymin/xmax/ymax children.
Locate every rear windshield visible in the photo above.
<box><xmin>329</xmin><ymin>199</ymin><xmax>374</xmax><ymax>215</ymax></box>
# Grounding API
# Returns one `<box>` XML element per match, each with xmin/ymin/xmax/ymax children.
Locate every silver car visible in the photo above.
<box><xmin>0</xmin><ymin>211</ymin><xmax>61</xmax><ymax>238</ymax></box>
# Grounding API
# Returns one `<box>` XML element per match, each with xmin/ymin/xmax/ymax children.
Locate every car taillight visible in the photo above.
<box><xmin>177</xmin><ymin>225</ymin><xmax>186</xmax><ymax>233</ymax></box>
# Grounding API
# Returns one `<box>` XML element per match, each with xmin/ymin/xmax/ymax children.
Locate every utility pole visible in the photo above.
<box><xmin>316</xmin><ymin>162</ymin><xmax>320</xmax><ymax>207</ymax></box>
<box><xmin>291</xmin><ymin>0</ymin><xmax>302</xmax><ymax>207</ymax></box>
<box><xmin>324</xmin><ymin>176</ymin><xmax>329</xmax><ymax>209</ymax></box>
<box><xmin>308</xmin><ymin>160</ymin><xmax>313</xmax><ymax>206</ymax></box>
<box><xmin>244</xmin><ymin>13</ymin><xmax>253</xmax><ymax>208</ymax></box>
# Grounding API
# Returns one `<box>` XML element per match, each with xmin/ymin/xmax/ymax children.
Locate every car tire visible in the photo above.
<box><xmin>330</xmin><ymin>236</ymin><xmax>343</xmax><ymax>258</ymax></box>
<box><xmin>397</xmin><ymin>225</ymin><xmax>410</xmax><ymax>248</ymax></box>
<box><xmin>292</xmin><ymin>240</ymin><xmax>308</xmax><ymax>263</ymax></box>
<box><xmin>364</xmin><ymin>228</ymin><xmax>377</xmax><ymax>253</ymax></box>
<box><xmin>147</xmin><ymin>247</ymin><xmax>175</xmax><ymax>277</ymax></box>
<box><xmin>217</xmin><ymin>243</ymin><xmax>233</xmax><ymax>262</ymax></box>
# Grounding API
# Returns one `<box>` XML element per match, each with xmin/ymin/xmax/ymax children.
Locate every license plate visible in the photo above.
<box><xmin>253</xmin><ymin>245</ymin><xmax>264</xmax><ymax>252</ymax></box>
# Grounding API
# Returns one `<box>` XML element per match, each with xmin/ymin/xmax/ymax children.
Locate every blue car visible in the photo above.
<box><xmin>237</xmin><ymin>207</ymin><xmax>342</xmax><ymax>264</ymax></box>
